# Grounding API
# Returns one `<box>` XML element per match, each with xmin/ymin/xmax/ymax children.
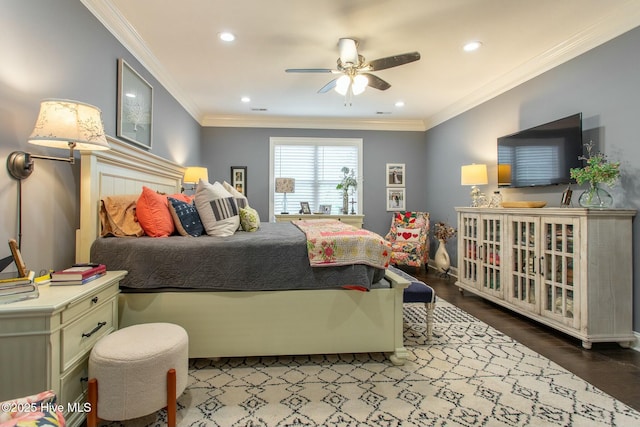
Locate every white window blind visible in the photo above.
<box><xmin>270</xmin><ymin>137</ymin><xmax>362</xmax><ymax>218</ymax></box>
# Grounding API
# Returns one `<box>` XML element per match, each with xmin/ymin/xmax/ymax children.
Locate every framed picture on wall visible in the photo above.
<box><xmin>386</xmin><ymin>163</ymin><xmax>405</xmax><ymax>187</ymax></box>
<box><xmin>386</xmin><ymin>188</ymin><xmax>406</xmax><ymax>211</ymax></box>
<box><xmin>230</xmin><ymin>166</ymin><xmax>247</xmax><ymax>195</ymax></box>
<box><xmin>117</xmin><ymin>58</ymin><xmax>153</xmax><ymax>149</ymax></box>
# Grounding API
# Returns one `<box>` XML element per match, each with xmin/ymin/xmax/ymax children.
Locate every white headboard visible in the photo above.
<box><xmin>75</xmin><ymin>136</ymin><xmax>184</xmax><ymax>262</ymax></box>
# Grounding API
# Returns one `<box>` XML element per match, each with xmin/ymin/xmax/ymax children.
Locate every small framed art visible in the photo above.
<box><xmin>386</xmin><ymin>163</ymin><xmax>405</xmax><ymax>187</ymax></box>
<box><xmin>319</xmin><ymin>204</ymin><xmax>332</xmax><ymax>214</ymax></box>
<box><xmin>300</xmin><ymin>201</ymin><xmax>311</xmax><ymax>214</ymax></box>
<box><xmin>230</xmin><ymin>166</ymin><xmax>247</xmax><ymax>195</ymax></box>
<box><xmin>117</xmin><ymin>58</ymin><xmax>153</xmax><ymax>149</ymax></box>
<box><xmin>386</xmin><ymin>188</ymin><xmax>406</xmax><ymax>211</ymax></box>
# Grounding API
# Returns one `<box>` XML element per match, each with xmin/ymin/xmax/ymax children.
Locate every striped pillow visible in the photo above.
<box><xmin>194</xmin><ymin>180</ymin><xmax>240</xmax><ymax>237</ymax></box>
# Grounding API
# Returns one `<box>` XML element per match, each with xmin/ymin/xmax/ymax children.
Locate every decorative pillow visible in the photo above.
<box><xmin>0</xmin><ymin>390</ymin><xmax>65</xmax><ymax>426</ymax></box>
<box><xmin>168</xmin><ymin>197</ymin><xmax>204</xmax><ymax>237</ymax></box>
<box><xmin>396</xmin><ymin>227</ymin><xmax>420</xmax><ymax>242</ymax></box>
<box><xmin>99</xmin><ymin>194</ymin><xmax>144</xmax><ymax>237</ymax></box>
<box><xmin>168</xmin><ymin>193</ymin><xmax>193</xmax><ymax>204</ymax></box>
<box><xmin>223</xmin><ymin>181</ymin><xmax>248</xmax><ymax>209</ymax></box>
<box><xmin>194</xmin><ymin>180</ymin><xmax>240</xmax><ymax>237</ymax></box>
<box><xmin>136</xmin><ymin>186</ymin><xmax>175</xmax><ymax>237</ymax></box>
<box><xmin>239</xmin><ymin>206</ymin><xmax>260</xmax><ymax>232</ymax></box>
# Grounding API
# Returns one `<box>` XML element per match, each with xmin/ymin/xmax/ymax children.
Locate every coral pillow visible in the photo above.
<box><xmin>136</xmin><ymin>186</ymin><xmax>175</xmax><ymax>237</ymax></box>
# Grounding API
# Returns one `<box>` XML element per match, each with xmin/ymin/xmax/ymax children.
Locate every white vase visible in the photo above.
<box><xmin>434</xmin><ymin>239</ymin><xmax>451</xmax><ymax>275</ymax></box>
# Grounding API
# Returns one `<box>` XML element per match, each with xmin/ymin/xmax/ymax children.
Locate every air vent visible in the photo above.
<box><xmin>376</xmin><ymin>111</ymin><xmax>392</xmax><ymax>115</ymax></box>
<box><xmin>251</xmin><ymin>108</ymin><xmax>268</xmax><ymax>112</ymax></box>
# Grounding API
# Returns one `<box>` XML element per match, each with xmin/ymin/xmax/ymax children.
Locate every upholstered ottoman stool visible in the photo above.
<box><xmin>388</xmin><ymin>265</ymin><xmax>437</xmax><ymax>340</ymax></box>
<box><xmin>87</xmin><ymin>323</ymin><xmax>189</xmax><ymax>427</ymax></box>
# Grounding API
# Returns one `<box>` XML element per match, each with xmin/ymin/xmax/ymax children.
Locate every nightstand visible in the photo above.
<box><xmin>275</xmin><ymin>214</ymin><xmax>364</xmax><ymax>228</ymax></box>
<box><xmin>0</xmin><ymin>270</ymin><xmax>127</xmax><ymax>427</ymax></box>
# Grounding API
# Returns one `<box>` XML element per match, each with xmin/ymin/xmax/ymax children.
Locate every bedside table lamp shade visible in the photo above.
<box><xmin>275</xmin><ymin>177</ymin><xmax>295</xmax><ymax>214</ymax></box>
<box><xmin>461</xmin><ymin>164</ymin><xmax>488</xmax><ymax>207</ymax></box>
<box><xmin>181</xmin><ymin>166</ymin><xmax>209</xmax><ymax>192</ymax></box>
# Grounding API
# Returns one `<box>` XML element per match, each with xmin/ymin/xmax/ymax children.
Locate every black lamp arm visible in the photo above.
<box><xmin>6</xmin><ymin>143</ymin><xmax>76</xmax><ymax>180</ymax></box>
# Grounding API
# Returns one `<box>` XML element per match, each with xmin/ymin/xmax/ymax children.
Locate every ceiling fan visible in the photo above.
<box><xmin>286</xmin><ymin>38</ymin><xmax>420</xmax><ymax>103</ymax></box>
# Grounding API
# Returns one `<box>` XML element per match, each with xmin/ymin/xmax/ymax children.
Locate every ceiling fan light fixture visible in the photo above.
<box><xmin>352</xmin><ymin>75</ymin><xmax>368</xmax><ymax>95</ymax></box>
<box><xmin>335</xmin><ymin>75</ymin><xmax>351</xmax><ymax>96</ymax></box>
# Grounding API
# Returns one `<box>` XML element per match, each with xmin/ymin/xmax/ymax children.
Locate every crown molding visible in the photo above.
<box><xmin>424</xmin><ymin>1</ymin><xmax>640</xmax><ymax>129</ymax></box>
<box><xmin>83</xmin><ymin>0</ymin><xmax>640</xmax><ymax>132</ymax></box>
<box><xmin>80</xmin><ymin>0</ymin><xmax>202</xmax><ymax>122</ymax></box>
<box><xmin>201</xmin><ymin>115</ymin><xmax>427</xmax><ymax>132</ymax></box>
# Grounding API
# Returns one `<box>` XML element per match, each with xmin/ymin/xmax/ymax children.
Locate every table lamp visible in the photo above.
<box><xmin>275</xmin><ymin>177</ymin><xmax>295</xmax><ymax>214</ymax></box>
<box><xmin>182</xmin><ymin>166</ymin><xmax>209</xmax><ymax>192</ymax></box>
<box><xmin>461</xmin><ymin>164</ymin><xmax>488</xmax><ymax>207</ymax></box>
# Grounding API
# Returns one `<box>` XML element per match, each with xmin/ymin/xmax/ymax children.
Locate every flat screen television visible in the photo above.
<box><xmin>497</xmin><ymin>113</ymin><xmax>583</xmax><ymax>188</ymax></box>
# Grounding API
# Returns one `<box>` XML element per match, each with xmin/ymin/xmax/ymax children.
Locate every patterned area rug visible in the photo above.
<box><xmin>100</xmin><ymin>301</ymin><xmax>640</xmax><ymax>426</ymax></box>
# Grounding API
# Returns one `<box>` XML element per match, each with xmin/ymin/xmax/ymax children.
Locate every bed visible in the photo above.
<box><xmin>75</xmin><ymin>137</ymin><xmax>410</xmax><ymax>365</ymax></box>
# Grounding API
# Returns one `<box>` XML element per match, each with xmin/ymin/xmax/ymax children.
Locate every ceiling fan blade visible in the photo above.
<box><xmin>367</xmin><ymin>52</ymin><xmax>420</xmax><ymax>71</ymax></box>
<box><xmin>338</xmin><ymin>38</ymin><xmax>359</xmax><ymax>65</ymax></box>
<box><xmin>318</xmin><ymin>78</ymin><xmax>338</xmax><ymax>93</ymax></box>
<box><xmin>285</xmin><ymin>68</ymin><xmax>336</xmax><ymax>73</ymax></box>
<box><xmin>362</xmin><ymin>73</ymin><xmax>391</xmax><ymax>91</ymax></box>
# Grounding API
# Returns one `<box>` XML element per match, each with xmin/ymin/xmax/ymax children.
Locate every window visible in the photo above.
<box><xmin>270</xmin><ymin>137</ymin><xmax>363</xmax><ymax>218</ymax></box>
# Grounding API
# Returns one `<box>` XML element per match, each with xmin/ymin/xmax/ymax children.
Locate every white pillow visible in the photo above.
<box><xmin>222</xmin><ymin>181</ymin><xmax>249</xmax><ymax>209</ymax></box>
<box><xmin>195</xmin><ymin>180</ymin><xmax>240</xmax><ymax>237</ymax></box>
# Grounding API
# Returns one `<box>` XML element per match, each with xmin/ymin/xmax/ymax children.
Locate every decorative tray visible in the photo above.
<box><xmin>501</xmin><ymin>201</ymin><xmax>547</xmax><ymax>208</ymax></box>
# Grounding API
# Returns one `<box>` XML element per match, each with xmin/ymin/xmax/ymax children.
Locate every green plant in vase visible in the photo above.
<box><xmin>336</xmin><ymin>167</ymin><xmax>357</xmax><ymax>214</ymax></box>
<box><xmin>569</xmin><ymin>142</ymin><xmax>620</xmax><ymax>208</ymax></box>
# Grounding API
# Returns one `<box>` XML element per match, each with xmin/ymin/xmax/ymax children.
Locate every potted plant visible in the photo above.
<box><xmin>336</xmin><ymin>167</ymin><xmax>357</xmax><ymax>214</ymax></box>
<box><xmin>569</xmin><ymin>142</ymin><xmax>620</xmax><ymax>208</ymax></box>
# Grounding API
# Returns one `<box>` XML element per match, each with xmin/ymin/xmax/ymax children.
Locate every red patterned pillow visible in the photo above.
<box><xmin>396</xmin><ymin>227</ymin><xmax>420</xmax><ymax>242</ymax></box>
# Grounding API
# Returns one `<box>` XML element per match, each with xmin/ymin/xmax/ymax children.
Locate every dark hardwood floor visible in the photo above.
<box><xmin>413</xmin><ymin>268</ymin><xmax>640</xmax><ymax>412</ymax></box>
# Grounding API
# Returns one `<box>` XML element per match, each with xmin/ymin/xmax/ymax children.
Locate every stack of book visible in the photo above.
<box><xmin>51</xmin><ymin>264</ymin><xmax>107</xmax><ymax>285</ymax></box>
<box><xmin>0</xmin><ymin>270</ymin><xmax>38</xmax><ymax>304</ymax></box>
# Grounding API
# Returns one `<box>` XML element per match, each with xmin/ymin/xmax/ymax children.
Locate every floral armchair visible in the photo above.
<box><xmin>384</xmin><ymin>211</ymin><xmax>430</xmax><ymax>271</ymax></box>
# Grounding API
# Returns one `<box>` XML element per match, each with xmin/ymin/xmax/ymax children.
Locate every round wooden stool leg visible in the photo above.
<box><xmin>87</xmin><ymin>378</ymin><xmax>98</xmax><ymax>427</ymax></box>
<box><xmin>167</xmin><ymin>368</ymin><xmax>177</xmax><ymax>427</ymax></box>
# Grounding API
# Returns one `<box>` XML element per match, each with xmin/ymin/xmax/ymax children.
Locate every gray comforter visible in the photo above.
<box><xmin>90</xmin><ymin>221</ymin><xmax>385</xmax><ymax>291</ymax></box>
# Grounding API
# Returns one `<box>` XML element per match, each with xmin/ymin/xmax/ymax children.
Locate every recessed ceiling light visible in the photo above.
<box><xmin>463</xmin><ymin>41</ymin><xmax>482</xmax><ymax>52</ymax></box>
<box><xmin>219</xmin><ymin>32</ymin><xmax>236</xmax><ymax>42</ymax></box>
<box><xmin>395</xmin><ymin>101</ymin><xmax>405</xmax><ymax>108</ymax></box>
<box><xmin>241</xmin><ymin>96</ymin><xmax>250</xmax><ymax>103</ymax></box>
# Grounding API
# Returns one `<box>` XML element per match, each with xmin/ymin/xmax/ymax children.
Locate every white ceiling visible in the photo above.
<box><xmin>83</xmin><ymin>0</ymin><xmax>640</xmax><ymax>131</ymax></box>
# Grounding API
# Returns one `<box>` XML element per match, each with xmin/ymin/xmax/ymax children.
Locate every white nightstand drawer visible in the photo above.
<box><xmin>62</xmin><ymin>282</ymin><xmax>119</xmax><ymax>324</ymax></box>
<box><xmin>62</xmin><ymin>297</ymin><xmax>116</xmax><ymax>370</ymax></box>
<box><xmin>60</xmin><ymin>355</ymin><xmax>89</xmax><ymax>407</ymax></box>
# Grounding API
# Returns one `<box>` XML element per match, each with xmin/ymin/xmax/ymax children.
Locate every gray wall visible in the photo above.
<box><xmin>201</xmin><ymin>127</ymin><xmax>427</xmax><ymax>236</ymax></box>
<box><xmin>0</xmin><ymin>0</ymin><xmax>200</xmax><ymax>272</ymax></box>
<box><xmin>425</xmin><ymin>26</ymin><xmax>640</xmax><ymax>330</ymax></box>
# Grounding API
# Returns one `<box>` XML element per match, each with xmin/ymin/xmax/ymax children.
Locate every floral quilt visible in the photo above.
<box><xmin>293</xmin><ymin>219</ymin><xmax>391</xmax><ymax>269</ymax></box>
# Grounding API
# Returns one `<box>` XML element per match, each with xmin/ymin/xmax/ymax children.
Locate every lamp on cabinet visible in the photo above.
<box><xmin>275</xmin><ymin>177</ymin><xmax>295</xmax><ymax>214</ymax></box>
<box><xmin>461</xmin><ymin>164</ymin><xmax>488</xmax><ymax>207</ymax></box>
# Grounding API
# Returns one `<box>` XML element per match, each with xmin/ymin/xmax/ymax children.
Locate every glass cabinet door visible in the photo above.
<box><xmin>479</xmin><ymin>215</ymin><xmax>503</xmax><ymax>298</ymax></box>
<box><xmin>507</xmin><ymin>216</ymin><xmax>540</xmax><ymax>312</ymax></box>
<box><xmin>541</xmin><ymin>217</ymin><xmax>579</xmax><ymax>328</ymax></box>
<box><xmin>458</xmin><ymin>212</ymin><xmax>481</xmax><ymax>286</ymax></box>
